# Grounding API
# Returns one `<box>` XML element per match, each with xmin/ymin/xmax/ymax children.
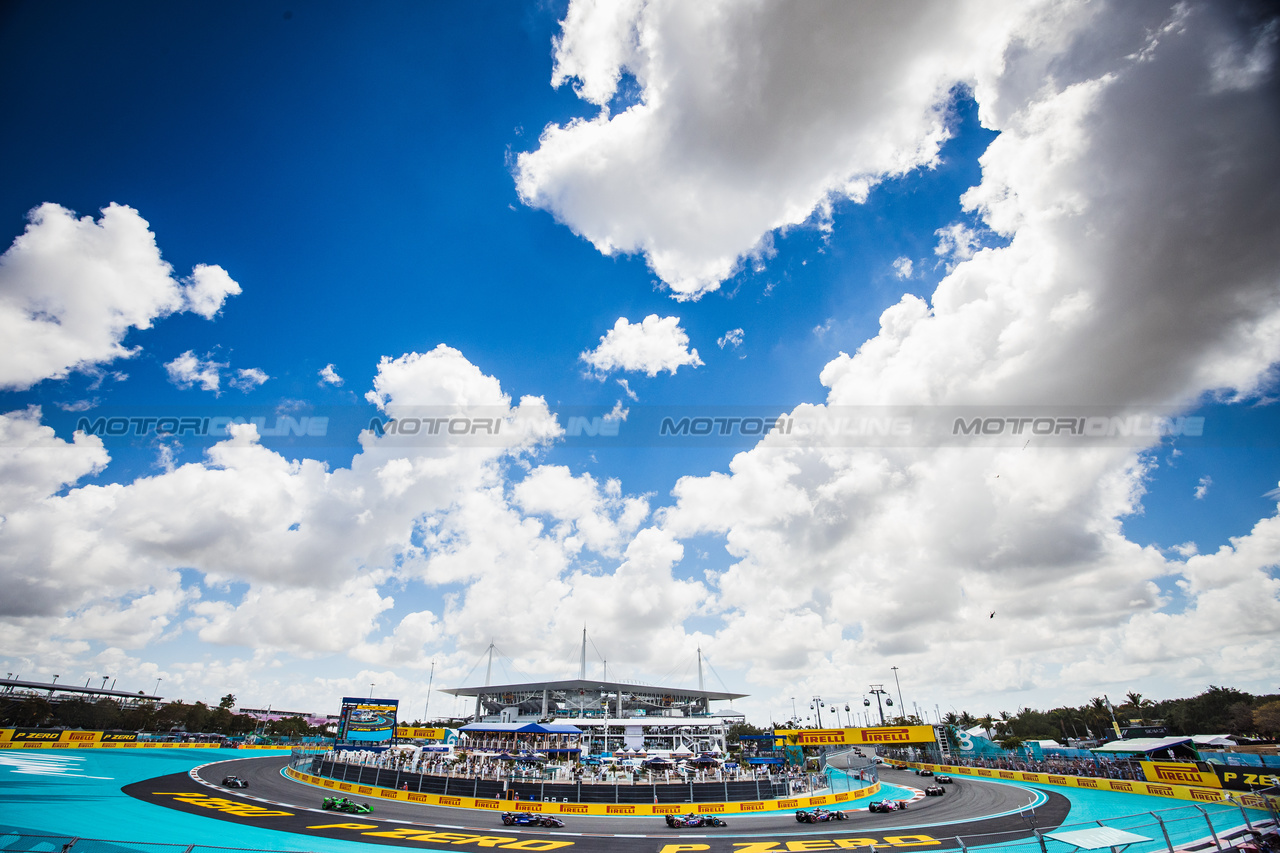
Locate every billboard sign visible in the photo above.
<box><xmin>775</xmin><ymin>726</ymin><xmax>938</xmax><ymax>746</ymax></box>
<box><xmin>338</xmin><ymin>697</ymin><xmax>398</xmax><ymax>744</ymax></box>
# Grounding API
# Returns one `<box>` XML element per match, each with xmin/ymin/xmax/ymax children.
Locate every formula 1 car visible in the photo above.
<box><xmin>665</xmin><ymin>814</ymin><xmax>728</xmax><ymax>828</ymax></box>
<box><xmin>795</xmin><ymin>807</ymin><xmax>848</xmax><ymax>823</ymax></box>
<box><xmin>322</xmin><ymin>796</ymin><xmax>373</xmax><ymax>814</ymax></box>
<box><xmin>915</xmin><ymin>768</ymin><xmax>934</xmax><ymax>776</ymax></box>
<box><xmin>868</xmin><ymin>800</ymin><xmax>909</xmax><ymax>813</ymax></box>
<box><xmin>501</xmin><ymin>813</ymin><xmax>566</xmax><ymax>828</ymax></box>
<box><xmin>221</xmin><ymin>776</ymin><xmax>248</xmax><ymax>788</ymax></box>
<box><xmin>935</xmin><ymin>774</ymin><xmax>953</xmax><ymax>783</ymax></box>
<box><xmin>924</xmin><ymin>785</ymin><xmax>945</xmax><ymax>796</ymax></box>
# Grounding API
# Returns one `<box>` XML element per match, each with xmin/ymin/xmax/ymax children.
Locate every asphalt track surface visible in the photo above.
<box><xmin>123</xmin><ymin>757</ymin><xmax>1071</xmax><ymax>853</ymax></box>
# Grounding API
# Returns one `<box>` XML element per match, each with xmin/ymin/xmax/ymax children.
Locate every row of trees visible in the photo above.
<box><xmin>0</xmin><ymin>693</ymin><xmax>328</xmax><ymax>738</ymax></box>
<box><xmin>929</xmin><ymin>687</ymin><xmax>1280</xmax><ymax>749</ymax></box>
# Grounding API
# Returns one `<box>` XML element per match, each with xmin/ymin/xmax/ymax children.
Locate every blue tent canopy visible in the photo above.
<box><xmin>460</xmin><ymin>722</ymin><xmax>583</xmax><ymax>734</ymax></box>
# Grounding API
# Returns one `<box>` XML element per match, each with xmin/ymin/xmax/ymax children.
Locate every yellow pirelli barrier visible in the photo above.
<box><xmin>893</xmin><ymin>760</ymin><xmax>1277</xmax><ymax>812</ymax></box>
<box><xmin>395</xmin><ymin>727</ymin><xmax>449</xmax><ymax>740</ymax></box>
<box><xmin>776</xmin><ymin>726</ymin><xmax>937</xmax><ymax>747</ymax></box>
<box><xmin>0</xmin><ymin>729</ymin><xmax>221</xmax><ymax>749</ymax></box>
<box><xmin>284</xmin><ymin>765</ymin><xmax>881</xmax><ymax>815</ymax></box>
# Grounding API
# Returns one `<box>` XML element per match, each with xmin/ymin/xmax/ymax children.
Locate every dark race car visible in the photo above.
<box><xmin>322</xmin><ymin>796</ymin><xmax>373</xmax><ymax>814</ymax></box>
<box><xmin>916</xmin><ymin>769</ymin><xmax>934</xmax><ymax>776</ymax></box>
<box><xmin>868</xmin><ymin>799</ymin><xmax>909</xmax><ymax>813</ymax></box>
<box><xmin>221</xmin><ymin>776</ymin><xmax>248</xmax><ymax>788</ymax></box>
<box><xmin>501</xmin><ymin>812</ymin><xmax>566</xmax><ymax>828</ymax></box>
<box><xmin>935</xmin><ymin>774</ymin><xmax>953</xmax><ymax>783</ymax></box>
<box><xmin>665</xmin><ymin>813</ymin><xmax>728</xmax><ymax>828</ymax></box>
<box><xmin>924</xmin><ymin>785</ymin><xmax>945</xmax><ymax>796</ymax></box>
<box><xmin>795</xmin><ymin>807</ymin><xmax>848</xmax><ymax>823</ymax></box>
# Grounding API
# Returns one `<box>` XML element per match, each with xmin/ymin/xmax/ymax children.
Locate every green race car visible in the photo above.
<box><xmin>322</xmin><ymin>796</ymin><xmax>374</xmax><ymax>814</ymax></box>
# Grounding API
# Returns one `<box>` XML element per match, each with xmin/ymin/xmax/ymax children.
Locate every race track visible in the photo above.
<box><xmin>5</xmin><ymin>749</ymin><xmax>1256</xmax><ymax>853</ymax></box>
<box><xmin>119</xmin><ymin>757</ymin><xmax>1069</xmax><ymax>852</ymax></box>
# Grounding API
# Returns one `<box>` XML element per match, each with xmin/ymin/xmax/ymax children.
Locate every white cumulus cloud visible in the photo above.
<box><xmin>0</xmin><ymin>203</ymin><xmax>240</xmax><ymax>390</ymax></box>
<box><xmin>581</xmin><ymin>315</ymin><xmax>702</xmax><ymax>376</ymax></box>
<box><xmin>318</xmin><ymin>363</ymin><xmax>344</xmax><ymax>386</ymax></box>
<box><xmin>516</xmin><ymin>0</ymin><xmax>1036</xmax><ymax>298</ymax></box>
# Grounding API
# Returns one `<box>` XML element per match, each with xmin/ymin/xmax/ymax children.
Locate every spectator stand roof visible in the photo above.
<box><xmin>459</xmin><ymin>722</ymin><xmax>583</xmax><ymax>734</ymax></box>
<box><xmin>1091</xmin><ymin>736</ymin><xmax>1197</xmax><ymax>757</ymax></box>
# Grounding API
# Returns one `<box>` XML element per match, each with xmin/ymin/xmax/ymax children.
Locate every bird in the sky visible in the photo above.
<box><xmin>989</xmin><ymin>612</ymin><xmax>996</xmax><ymax>619</ymax></box>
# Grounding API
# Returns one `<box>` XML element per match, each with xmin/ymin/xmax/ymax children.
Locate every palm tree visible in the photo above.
<box><xmin>1000</xmin><ymin>734</ymin><xmax>1026</xmax><ymax>755</ymax></box>
<box><xmin>978</xmin><ymin>714</ymin><xmax>995</xmax><ymax>739</ymax></box>
<box><xmin>1124</xmin><ymin>691</ymin><xmax>1154</xmax><ymax>725</ymax></box>
<box><xmin>1087</xmin><ymin>698</ymin><xmax>1112</xmax><ymax>738</ymax></box>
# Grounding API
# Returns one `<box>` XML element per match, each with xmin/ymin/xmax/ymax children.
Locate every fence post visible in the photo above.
<box><xmin>1034</xmin><ymin>829</ymin><xmax>1049</xmax><ymax>853</ymax></box>
<box><xmin>957</xmin><ymin>837</ymin><xmax>968</xmax><ymax>853</ymax></box>
<box><xmin>1149</xmin><ymin>812</ymin><xmax>1176</xmax><ymax>853</ymax></box>
<box><xmin>1219</xmin><ymin>795</ymin><xmax>1254</xmax><ymax>831</ymax></box>
<box><xmin>59</xmin><ymin>839</ymin><xmax>78</xmax><ymax>853</ymax></box>
<box><xmin>1191</xmin><ymin>805</ymin><xmax>1223</xmax><ymax>850</ymax></box>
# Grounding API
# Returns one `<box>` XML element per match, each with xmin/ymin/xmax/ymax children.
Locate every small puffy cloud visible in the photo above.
<box><xmin>229</xmin><ymin>367</ymin><xmax>269</xmax><ymax>392</ymax></box>
<box><xmin>581</xmin><ymin>315</ymin><xmax>703</xmax><ymax>377</ymax></box>
<box><xmin>164</xmin><ymin>351</ymin><xmax>226</xmax><ymax>393</ymax></box>
<box><xmin>181</xmin><ymin>264</ymin><xmax>242</xmax><ymax>319</ymax></box>
<box><xmin>0</xmin><ymin>203</ymin><xmax>241</xmax><ymax>390</ymax></box>
<box><xmin>892</xmin><ymin>256</ymin><xmax>914</xmax><ymax>279</ymax></box>
<box><xmin>616</xmin><ymin>378</ymin><xmax>638</xmax><ymax>401</ymax></box>
<box><xmin>933</xmin><ymin>222</ymin><xmax>982</xmax><ymax>263</ymax></box>
<box><xmin>1194</xmin><ymin>476</ymin><xmax>1212</xmax><ymax>500</ymax></box>
<box><xmin>717</xmin><ymin>328</ymin><xmax>745</xmax><ymax>349</ymax></box>
<box><xmin>318</xmin><ymin>363</ymin><xmax>344</xmax><ymax>386</ymax></box>
<box><xmin>165</xmin><ymin>354</ymin><xmax>268</xmax><ymax>395</ymax></box>
<box><xmin>604</xmin><ymin>400</ymin><xmax>629</xmax><ymax>422</ymax></box>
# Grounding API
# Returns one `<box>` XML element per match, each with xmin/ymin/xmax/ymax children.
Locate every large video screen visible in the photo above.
<box><xmin>338</xmin><ymin>697</ymin><xmax>399</xmax><ymax>744</ymax></box>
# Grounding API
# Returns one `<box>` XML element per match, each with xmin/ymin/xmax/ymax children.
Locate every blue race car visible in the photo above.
<box><xmin>501</xmin><ymin>812</ymin><xmax>565</xmax><ymax>827</ymax></box>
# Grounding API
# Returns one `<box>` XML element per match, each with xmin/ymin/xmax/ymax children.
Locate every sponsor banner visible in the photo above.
<box><xmin>894</xmin><ymin>761</ymin><xmax>1273</xmax><ymax>810</ymax></box>
<box><xmin>283</xmin><ymin>766</ymin><xmax>881</xmax><ymax>815</ymax></box>
<box><xmin>776</xmin><ymin>726</ymin><xmax>937</xmax><ymax>746</ymax></box>
<box><xmin>394</xmin><ymin>726</ymin><xmax>448</xmax><ymax>740</ymax></box>
<box><xmin>6</xmin><ymin>728</ymin><xmax>65</xmax><ymax>742</ymax></box>
<box><xmin>1212</xmin><ymin>766</ymin><xmax>1280</xmax><ymax>791</ymax></box>
<box><xmin>1141</xmin><ymin>761</ymin><xmax>1221</xmax><ymax>788</ymax></box>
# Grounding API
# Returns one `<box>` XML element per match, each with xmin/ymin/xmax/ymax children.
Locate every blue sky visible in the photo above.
<box><xmin>1</xmin><ymin>0</ymin><xmax>1278</xmax><ymax>724</ymax></box>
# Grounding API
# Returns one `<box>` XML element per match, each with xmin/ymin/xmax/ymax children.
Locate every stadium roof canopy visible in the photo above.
<box><xmin>1091</xmin><ymin>736</ymin><xmax>1195</xmax><ymax>755</ymax></box>
<box><xmin>441</xmin><ymin>678</ymin><xmax>746</xmax><ymax>702</ymax></box>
